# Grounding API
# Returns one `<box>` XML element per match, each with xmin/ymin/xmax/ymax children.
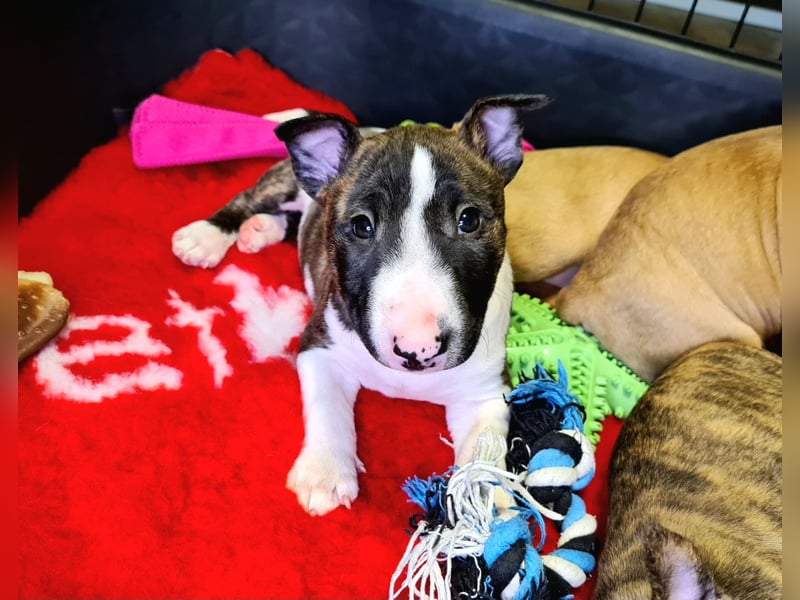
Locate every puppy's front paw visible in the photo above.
<box><xmin>172</xmin><ymin>220</ymin><xmax>237</xmax><ymax>268</ymax></box>
<box><xmin>237</xmin><ymin>214</ymin><xmax>287</xmax><ymax>254</ymax></box>
<box><xmin>287</xmin><ymin>449</ymin><xmax>365</xmax><ymax>516</ymax></box>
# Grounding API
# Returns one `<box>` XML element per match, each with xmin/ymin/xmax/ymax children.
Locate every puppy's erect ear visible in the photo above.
<box><xmin>458</xmin><ymin>94</ymin><xmax>552</xmax><ymax>183</ymax></box>
<box><xmin>646</xmin><ymin>525</ymin><xmax>723</xmax><ymax>600</ymax></box>
<box><xmin>275</xmin><ymin>113</ymin><xmax>362</xmax><ymax>198</ymax></box>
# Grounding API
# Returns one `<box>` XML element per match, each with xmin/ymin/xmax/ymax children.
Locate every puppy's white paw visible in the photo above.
<box><xmin>172</xmin><ymin>220</ymin><xmax>237</xmax><ymax>269</ymax></box>
<box><xmin>237</xmin><ymin>214</ymin><xmax>287</xmax><ymax>254</ymax></box>
<box><xmin>286</xmin><ymin>449</ymin><xmax>365</xmax><ymax>516</ymax></box>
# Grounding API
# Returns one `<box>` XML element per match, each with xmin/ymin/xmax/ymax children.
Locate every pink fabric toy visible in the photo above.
<box><xmin>130</xmin><ymin>94</ymin><xmax>289</xmax><ymax>168</ymax></box>
<box><xmin>130</xmin><ymin>94</ymin><xmax>534</xmax><ymax>169</ymax></box>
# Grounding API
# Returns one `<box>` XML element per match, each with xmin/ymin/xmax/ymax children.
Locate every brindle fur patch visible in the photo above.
<box><xmin>207</xmin><ymin>159</ymin><xmax>303</xmax><ymax>236</ymax></box>
<box><xmin>594</xmin><ymin>341</ymin><xmax>782</xmax><ymax>600</ymax></box>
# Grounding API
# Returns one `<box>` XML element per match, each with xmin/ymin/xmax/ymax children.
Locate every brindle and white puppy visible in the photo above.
<box><xmin>261</xmin><ymin>95</ymin><xmax>550</xmax><ymax>515</ymax></box>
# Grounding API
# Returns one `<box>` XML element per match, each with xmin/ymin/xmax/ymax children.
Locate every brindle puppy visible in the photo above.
<box><xmin>595</xmin><ymin>341</ymin><xmax>781</xmax><ymax>600</ymax></box>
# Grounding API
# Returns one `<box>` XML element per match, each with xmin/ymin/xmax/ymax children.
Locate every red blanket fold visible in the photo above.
<box><xmin>18</xmin><ymin>48</ymin><xmax>621</xmax><ymax>599</ymax></box>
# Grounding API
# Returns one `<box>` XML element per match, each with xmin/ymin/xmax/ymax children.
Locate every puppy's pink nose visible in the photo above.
<box><xmin>384</xmin><ymin>305</ymin><xmax>449</xmax><ymax>370</ymax></box>
<box><xmin>392</xmin><ymin>335</ymin><xmax>447</xmax><ymax>371</ymax></box>
<box><xmin>391</xmin><ymin>330</ymin><xmax>448</xmax><ymax>372</ymax></box>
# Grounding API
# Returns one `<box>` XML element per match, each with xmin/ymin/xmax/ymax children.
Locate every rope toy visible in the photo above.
<box><xmin>390</xmin><ymin>361</ymin><xmax>598</xmax><ymax>600</ymax></box>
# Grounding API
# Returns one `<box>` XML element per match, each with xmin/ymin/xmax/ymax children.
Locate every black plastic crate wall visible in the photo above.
<box><xmin>528</xmin><ymin>0</ymin><xmax>781</xmax><ymax>65</ymax></box>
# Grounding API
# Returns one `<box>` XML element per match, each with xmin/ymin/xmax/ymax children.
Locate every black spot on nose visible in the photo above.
<box><xmin>393</xmin><ymin>333</ymin><xmax>449</xmax><ymax>371</ymax></box>
<box><xmin>393</xmin><ymin>345</ymin><xmax>425</xmax><ymax>371</ymax></box>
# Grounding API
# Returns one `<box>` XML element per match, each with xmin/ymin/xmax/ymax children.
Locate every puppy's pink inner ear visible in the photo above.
<box><xmin>480</xmin><ymin>106</ymin><xmax>521</xmax><ymax>174</ymax></box>
<box><xmin>662</xmin><ymin>548</ymin><xmax>709</xmax><ymax>599</ymax></box>
<box><xmin>647</xmin><ymin>529</ymin><xmax>720</xmax><ymax>600</ymax></box>
<box><xmin>293</xmin><ymin>127</ymin><xmax>349</xmax><ymax>184</ymax></box>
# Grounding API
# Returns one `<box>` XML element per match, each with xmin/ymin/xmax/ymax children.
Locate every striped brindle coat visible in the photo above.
<box><xmin>595</xmin><ymin>341</ymin><xmax>781</xmax><ymax>600</ymax></box>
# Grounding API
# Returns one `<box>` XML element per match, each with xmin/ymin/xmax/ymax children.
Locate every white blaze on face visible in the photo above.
<box><xmin>368</xmin><ymin>145</ymin><xmax>459</xmax><ymax>372</ymax></box>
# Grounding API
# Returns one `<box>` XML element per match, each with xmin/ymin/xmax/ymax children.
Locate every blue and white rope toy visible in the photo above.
<box><xmin>390</xmin><ymin>362</ymin><xmax>598</xmax><ymax>600</ymax></box>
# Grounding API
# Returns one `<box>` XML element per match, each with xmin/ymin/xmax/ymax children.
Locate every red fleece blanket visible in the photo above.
<box><xmin>18</xmin><ymin>49</ymin><xmax>622</xmax><ymax>599</ymax></box>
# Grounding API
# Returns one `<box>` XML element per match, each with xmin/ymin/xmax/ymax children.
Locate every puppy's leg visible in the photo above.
<box><xmin>446</xmin><ymin>397</ymin><xmax>513</xmax><ymax>513</ymax></box>
<box><xmin>237</xmin><ymin>187</ymin><xmax>311</xmax><ymax>254</ymax></box>
<box><xmin>287</xmin><ymin>348</ymin><xmax>365</xmax><ymax>516</ymax></box>
<box><xmin>237</xmin><ymin>213</ymin><xmax>288</xmax><ymax>253</ymax></box>
<box><xmin>447</xmin><ymin>397</ymin><xmax>510</xmax><ymax>466</ymax></box>
<box><xmin>172</xmin><ymin>221</ymin><xmax>238</xmax><ymax>269</ymax></box>
<box><xmin>172</xmin><ymin>159</ymin><xmax>301</xmax><ymax>268</ymax></box>
<box><xmin>173</xmin><ymin>187</ymin><xmax>264</xmax><ymax>268</ymax></box>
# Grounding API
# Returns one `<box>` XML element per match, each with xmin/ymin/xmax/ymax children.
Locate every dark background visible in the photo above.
<box><xmin>18</xmin><ymin>0</ymin><xmax>781</xmax><ymax>217</ymax></box>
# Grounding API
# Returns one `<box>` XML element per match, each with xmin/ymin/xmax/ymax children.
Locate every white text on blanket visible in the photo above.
<box><xmin>33</xmin><ymin>265</ymin><xmax>309</xmax><ymax>403</ymax></box>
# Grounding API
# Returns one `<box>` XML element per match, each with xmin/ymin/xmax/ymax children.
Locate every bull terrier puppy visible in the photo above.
<box><xmin>263</xmin><ymin>95</ymin><xmax>550</xmax><ymax>515</ymax></box>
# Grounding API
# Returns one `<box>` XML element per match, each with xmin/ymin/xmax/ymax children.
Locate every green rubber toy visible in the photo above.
<box><xmin>506</xmin><ymin>293</ymin><xmax>649</xmax><ymax>445</ymax></box>
<box><xmin>398</xmin><ymin>119</ymin><xmax>444</xmax><ymax>128</ymax></box>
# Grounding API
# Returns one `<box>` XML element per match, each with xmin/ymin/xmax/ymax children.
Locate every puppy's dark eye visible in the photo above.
<box><xmin>457</xmin><ymin>207</ymin><xmax>481</xmax><ymax>234</ymax></box>
<box><xmin>351</xmin><ymin>215</ymin><xmax>375</xmax><ymax>239</ymax></box>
